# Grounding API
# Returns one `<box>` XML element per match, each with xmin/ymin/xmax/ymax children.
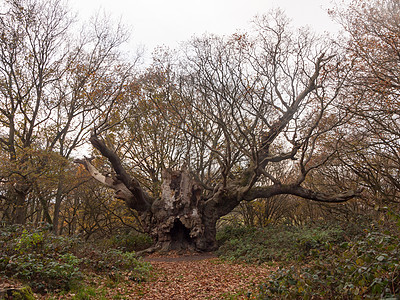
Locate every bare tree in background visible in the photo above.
<box><xmin>328</xmin><ymin>0</ymin><xmax>400</xmax><ymax>213</ymax></box>
<box><xmin>0</xmin><ymin>0</ymin><xmax>134</xmax><ymax>229</ymax></box>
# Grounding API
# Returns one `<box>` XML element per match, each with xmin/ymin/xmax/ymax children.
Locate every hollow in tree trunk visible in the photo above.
<box><xmin>148</xmin><ymin>168</ymin><xmax>219</xmax><ymax>251</ymax></box>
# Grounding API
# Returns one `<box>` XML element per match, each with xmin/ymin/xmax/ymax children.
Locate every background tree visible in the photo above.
<box><xmin>0</xmin><ymin>0</ymin><xmax>134</xmax><ymax>231</ymax></box>
<box><xmin>326</xmin><ymin>0</ymin><xmax>400</xmax><ymax>216</ymax></box>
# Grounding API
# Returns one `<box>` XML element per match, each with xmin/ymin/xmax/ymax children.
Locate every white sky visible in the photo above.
<box><xmin>69</xmin><ymin>0</ymin><xmax>340</xmax><ymax>59</ymax></box>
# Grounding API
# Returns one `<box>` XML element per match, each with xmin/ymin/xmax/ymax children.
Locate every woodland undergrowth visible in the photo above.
<box><xmin>1</xmin><ymin>213</ymin><xmax>399</xmax><ymax>299</ymax></box>
<box><xmin>0</xmin><ymin>224</ymin><xmax>151</xmax><ymax>295</ymax></box>
<box><xmin>217</xmin><ymin>213</ymin><xmax>400</xmax><ymax>299</ymax></box>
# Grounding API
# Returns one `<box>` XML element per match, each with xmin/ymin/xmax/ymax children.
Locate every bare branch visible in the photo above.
<box><xmin>244</xmin><ymin>184</ymin><xmax>360</xmax><ymax>204</ymax></box>
<box><xmin>75</xmin><ymin>132</ymin><xmax>153</xmax><ymax>212</ymax></box>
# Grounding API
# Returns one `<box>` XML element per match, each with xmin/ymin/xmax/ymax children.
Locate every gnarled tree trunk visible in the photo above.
<box><xmin>149</xmin><ymin>168</ymin><xmax>215</xmax><ymax>251</ymax></box>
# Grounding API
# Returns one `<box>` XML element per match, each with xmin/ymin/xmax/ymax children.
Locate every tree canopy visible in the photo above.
<box><xmin>0</xmin><ymin>0</ymin><xmax>398</xmax><ymax>249</ymax></box>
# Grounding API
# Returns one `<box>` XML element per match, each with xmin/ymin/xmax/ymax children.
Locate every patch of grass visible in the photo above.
<box><xmin>71</xmin><ymin>285</ymin><xmax>98</xmax><ymax>300</ymax></box>
<box><xmin>72</xmin><ymin>285</ymin><xmax>107</xmax><ymax>300</ymax></box>
<box><xmin>7</xmin><ymin>286</ymin><xmax>35</xmax><ymax>300</ymax></box>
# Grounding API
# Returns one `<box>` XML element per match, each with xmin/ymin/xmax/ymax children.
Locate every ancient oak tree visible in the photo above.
<box><xmin>77</xmin><ymin>13</ymin><xmax>359</xmax><ymax>251</ymax></box>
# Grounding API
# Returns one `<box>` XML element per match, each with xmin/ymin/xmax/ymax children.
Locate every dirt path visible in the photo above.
<box><xmin>118</xmin><ymin>255</ymin><xmax>276</xmax><ymax>299</ymax></box>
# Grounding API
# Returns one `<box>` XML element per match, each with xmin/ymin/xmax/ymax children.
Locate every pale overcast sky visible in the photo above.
<box><xmin>70</xmin><ymin>0</ymin><xmax>340</xmax><ymax>57</ymax></box>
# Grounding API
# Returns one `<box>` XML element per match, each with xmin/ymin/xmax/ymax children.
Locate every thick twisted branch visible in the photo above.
<box><xmin>75</xmin><ymin>133</ymin><xmax>153</xmax><ymax>212</ymax></box>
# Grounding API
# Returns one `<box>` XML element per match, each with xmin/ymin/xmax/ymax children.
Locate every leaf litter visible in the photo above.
<box><xmin>126</xmin><ymin>254</ymin><xmax>277</xmax><ymax>299</ymax></box>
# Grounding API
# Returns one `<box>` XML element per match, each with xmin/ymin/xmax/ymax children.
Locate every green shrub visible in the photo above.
<box><xmin>0</xmin><ymin>226</ymin><xmax>83</xmax><ymax>293</ymax></box>
<box><xmin>15</xmin><ymin>229</ymin><xmax>44</xmax><ymax>253</ymax></box>
<box><xmin>0</xmin><ymin>225</ymin><xmax>151</xmax><ymax>293</ymax></box>
<box><xmin>85</xmin><ymin>248</ymin><xmax>151</xmax><ymax>282</ymax></box>
<box><xmin>110</xmin><ymin>232</ymin><xmax>153</xmax><ymax>252</ymax></box>
<box><xmin>252</xmin><ymin>222</ymin><xmax>400</xmax><ymax>299</ymax></box>
<box><xmin>7</xmin><ymin>253</ymin><xmax>82</xmax><ymax>292</ymax></box>
<box><xmin>216</xmin><ymin>224</ymin><xmax>345</xmax><ymax>263</ymax></box>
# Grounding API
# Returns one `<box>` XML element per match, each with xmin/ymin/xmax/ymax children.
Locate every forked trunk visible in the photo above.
<box><xmin>147</xmin><ymin>168</ymin><xmax>218</xmax><ymax>252</ymax></box>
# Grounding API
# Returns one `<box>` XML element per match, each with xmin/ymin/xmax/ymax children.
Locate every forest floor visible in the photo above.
<box><xmin>24</xmin><ymin>252</ymin><xmax>277</xmax><ymax>299</ymax></box>
<box><xmin>132</xmin><ymin>253</ymin><xmax>276</xmax><ymax>299</ymax></box>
